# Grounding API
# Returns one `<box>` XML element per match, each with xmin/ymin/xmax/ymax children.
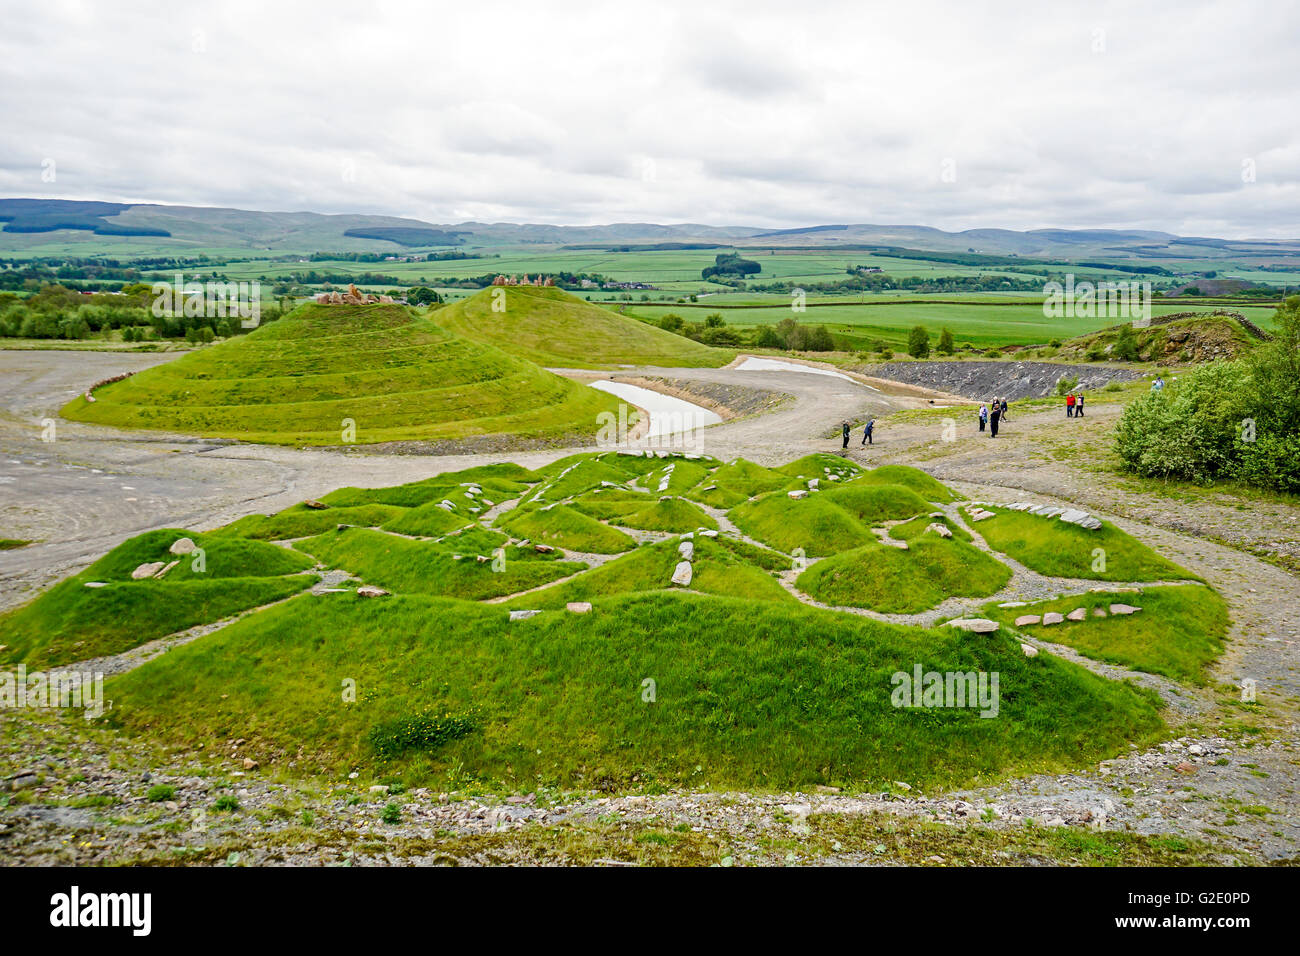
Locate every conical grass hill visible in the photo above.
<box><xmin>435</xmin><ymin>285</ymin><xmax>731</xmax><ymax>368</ymax></box>
<box><xmin>61</xmin><ymin>302</ymin><xmax>623</xmax><ymax>445</ymax></box>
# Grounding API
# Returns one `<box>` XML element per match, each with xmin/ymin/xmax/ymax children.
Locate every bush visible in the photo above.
<box><xmin>1114</xmin><ymin>323</ymin><xmax>1140</xmax><ymax>361</ymax></box>
<box><xmin>367</xmin><ymin>710</ymin><xmax>478</xmax><ymax>758</ymax></box>
<box><xmin>1055</xmin><ymin>375</ymin><xmax>1079</xmax><ymax>396</ymax></box>
<box><xmin>381</xmin><ymin>802</ymin><xmax>401</xmax><ymax>824</ymax></box>
<box><xmin>937</xmin><ymin>328</ymin><xmax>954</xmax><ymax>354</ymax></box>
<box><xmin>213</xmin><ymin>794</ymin><xmax>240</xmax><ymax>812</ymax></box>
<box><xmin>1086</xmin><ymin>345</ymin><xmax>1106</xmax><ymax>361</ymax></box>
<box><xmin>907</xmin><ymin>325</ymin><xmax>931</xmax><ymax>358</ymax></box>
<box><xmin>146</xmin><ymin>784</ymin><xmax>176</xmax><ymax>802</ymax></box>
<box><xmin>879</xmin><ymin>348</ymin><xmax>893</xmax><ymax>360</ymax></box>
<box><xmin>1114</xmin><ymin>296</ymin><xmax>1300</xmax><ymax>493</ymax></box>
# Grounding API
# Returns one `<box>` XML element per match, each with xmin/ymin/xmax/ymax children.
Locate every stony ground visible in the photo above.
<box><xmin>1</xmin><ymin>348</ymin><xmax>1297</xmax><ymax>866</ymax></box>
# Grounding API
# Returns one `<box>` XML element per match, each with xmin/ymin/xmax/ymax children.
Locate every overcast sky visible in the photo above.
<box><xmin>2</xmin><ymin>0</ymin><xmax>1297</xmax><ymax>236</ymax></box>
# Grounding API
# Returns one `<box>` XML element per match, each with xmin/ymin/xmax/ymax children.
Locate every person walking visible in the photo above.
<box><xmin>861</xmin><ymin>417</ymin><xmax>875</xmax><ymax>445</ymax></box>
<box><xmin>841</xmin><ymin>420</ymin><xmax>850</xmax><ymax>449</ymax></box>
<box><xmin>989</xmin><ymin>400</ymin><xmax>1000</xmax><ymax>437</ymax></box>
<box><xmin>1075</xmin><ymin>392</ymin><xmax>1085</xmax><ymax>417</ymax></box>
<box><xmin>978</xmin><ymin>403</ymin><xmax>987</xmax><ymax>432</ymax></box>
<box><xmin>1152</xmin><ymin>375</ymin><xmax>1165</xmax><ymax>391</ymax></box>
<box><xmin>1000</xmin><ymin>397</ymin><xmax>1009</xmax><ymax>423</ymax></box>
<box><xmin>1066</xmin><ymin>392</ymin><xmax>1075</xmax><ymax>417</ymax></box>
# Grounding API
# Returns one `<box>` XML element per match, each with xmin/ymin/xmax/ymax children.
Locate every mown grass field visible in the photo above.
<box><xmin>59</xmin><ymin>302</ymin><xmax>624</xmax><ymax>445</ymax></box>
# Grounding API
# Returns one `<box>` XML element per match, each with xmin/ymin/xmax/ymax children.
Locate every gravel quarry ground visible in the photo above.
<box><xmin>1</xmin><ymin>346</ymin><xmax>1297</xmax><ymax>866</ymax></box>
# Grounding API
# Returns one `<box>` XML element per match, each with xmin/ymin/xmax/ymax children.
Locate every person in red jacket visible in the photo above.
<box><xmin>1066</xmin><ymin>392</ymin><xmax>1076</xmax><ymax>417</ymax></box>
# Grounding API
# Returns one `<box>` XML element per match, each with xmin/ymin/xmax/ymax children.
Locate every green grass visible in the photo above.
<box><xmin>0</xmin><ymin>575</ymin><xmax>313</xmax><ymax>667</ymax></box>
<box><xmin>848</xmin><ymin>465</ymin><xmax>961</xmax><ymax>503</ymax></box>
<box><xmin>797</xmin><ymin>536</ymin><xmax>1012</xmax><ymax>613</ymax></box>
<box><xmin>728</xmin><ymin>483</ymin><xmax>935</xmax><ymax>557</ymax></box>
<box><xmin>211</xmin><ymin>503</ymin><xmax>407</xmax><ymax>541</ymax></box>
<box><xmin>60</xmin><ymin>302</ymin><xmax>623</xmax><ymax>445</ymax></box>
<box><xmin>296</xmin><ymin>527</ymin><xmax>585</xmax><ymax>601</ymax></box>
<box><xmin>685</xmin><ymin>459</ymin><xmax>798</xmax><ymax>509</ymax></box>
<box><xmin>434</xmin><ymin>285</ymin><xmax>730</xmax><ymax>369</ymax></box>
<box><xmin>605</xmin><ymin>496</ymin><xmax>718</xmax><ymax>534</ymax></box>
<box><xmin>505</xmin><ymin>536</ymin><xmax>793</xmax><ymax>609</ymax></box>
<box><xmin>104</xmin><ymin>591</ymin><xmax>1165</xmax><ymax>791</ymax></box>
<box><xmin>969</xmin><ymin>507</ymin><xmax>1197</xmax><ymax>582</ymax></box>
<box><xmin>496</xmin><ymin>504</ymin><xmax>636</xmax><ymax>554</ymax></box>
<box><xmin>0</xmin><ymin>538</ymin><xmax>30</xmax><ymax>550</ymax></box>
<box><xmin>984</xmin><ymin>585</ymin><xmax>1228</xmax><ymax>684</ymax></box>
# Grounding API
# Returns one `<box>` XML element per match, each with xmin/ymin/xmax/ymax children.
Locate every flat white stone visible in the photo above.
<box><xmin>671</xmin><ymin>561</ymin><xmax>693</xmax><ymax>586</ymax></box>
<box><xmin>1014</xmin><ymin>614</ymin><xmax>1041</xmax><ymax>627</ymax></box>
<box><xmin>509</xmin><ymin>609</ymin><xmax>541</xmax><ymax>621</ymax></box>
<box><xmin>945</xmin><ymin>618</ymin><xmax>999</xmax><ymax>633</ymax></box>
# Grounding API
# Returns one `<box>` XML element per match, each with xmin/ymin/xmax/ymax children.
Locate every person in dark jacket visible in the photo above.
<box><xmin>1075</xmin><ymin>392</ymin><xmax>1085</xmax><ymax>417</ymax></box>
<box><xmin>841</xmin><ymin>420</ymin><xmax>850</xmax><ymax>449</ymax></box>
<box><xmin>1000</xmin><ymin>397</ymin><xmax>1009</xmax><ymax>422</ymax></box>
<box><xmin>989</xmin><ymin>400</ymin><xmax>1000</xmax><ymax>437</ymax></box>
<box><xmin>862</xmin><ymin>418</ymin><xmax>875</xmax><ymax>445</ymax></box>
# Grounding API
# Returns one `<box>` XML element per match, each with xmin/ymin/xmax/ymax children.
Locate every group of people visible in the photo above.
<box><xmin>977</xmin><ymin>397</ymin><xmax>1009</xmax><ymax>437</ymax></box>
<box><xmin>1065</xmin><ymin>392</ymin><xmax>1086</xmax><ymax>417</ymax></box>
<box><xmin>841</xmin><ymin>417</ymin><xmax>875</xmax><ymax>447</ymax></box>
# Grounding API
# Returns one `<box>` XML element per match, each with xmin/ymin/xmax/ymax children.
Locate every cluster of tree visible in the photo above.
<box><xmin>751</xmin><ymin>317</ymin><xmax>836</xmax><ymax>351</ymax></box>
<box><xmin>655</xmin><ymin>311</ymin><xmax>745</xmax><ymax>347</ymax></box>
<box><xmin>701</xmin><ymin>253</ymin><xmax>761</xmax><ymax>280</ymax></box>
<box><xmin>301</xmin><ymin>251</ymin><xmax>489</xmax><ymax>263</ymax></box>
<box><xmin>1114</xmin><ymin>296</ymin><xmax>1300</xmax><ymax>493</ymax></box>
<box><xmin>0</xmin><ymin>283</ymin><xmax>282</xmax><ymax>342</ymax></box>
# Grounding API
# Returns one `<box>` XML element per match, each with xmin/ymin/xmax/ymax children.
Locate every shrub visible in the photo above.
<box><xmin>381</xmin><ymin>802</ymin><xmax>401</xmax><ymax>825</ymax></box>
<box><xmin>937</xmin><ymin>328</ymin><xmax>954</xmax><ymax>354</ymax></box>
<box><xmin>213</xmin><ymin>794</ymin><xmax>240</xmax><ymax>812</ymax></box>
<box><xmin>146</xmin><ymin>784</ymin><xmax>176</xmax><ymax>802</ymax></box>
<box><xmin>1055</xmin><ymin>375</ymin><xmax>1079</xmax><ymax>396</ymax></box>
<box><xmin>1114</xmin><ymin>323</ymin><xmax>1140</xmax><ymax>361</ymax></box>
<box><xmin>879</xmin><ymin>348</ymin><xmax>893</xmax><ymax>360</ymax></box>
<box><xmin>367</xmin><ymin>710</ymin><xmax>478</xmax><ymax>758</ymax></box>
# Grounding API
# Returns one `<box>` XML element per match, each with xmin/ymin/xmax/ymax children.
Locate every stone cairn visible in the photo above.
<box><xmin>315</xmin><ymin>284</ymin><xmax>395</xmax><ymax>305</ymax></box>
<box><xmin>490</xmin><ymin>275</ymin><xmax>555</xmax><ymax>286</ymax></box>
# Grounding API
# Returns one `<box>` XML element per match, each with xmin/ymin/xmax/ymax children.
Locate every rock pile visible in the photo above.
<box><xmin>315</xmin><ymin>284</ymin><xmax>395</xmax><ymax>305</ymax></box>
<box><xmin>1002</xmin><ymin>501</ymin><xmax>1102</xmax><ymax>530</ymax></box>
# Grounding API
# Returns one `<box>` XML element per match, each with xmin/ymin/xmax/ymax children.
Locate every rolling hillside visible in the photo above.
<box><xmin>434</xmin><ymin>285</ymin><xmax>731</xmax><ymax>368</ymax></box>
<box><xmin>60</xmin><ymin>302</ymin><xmax>622</xmax><ymax>445</ymax></box>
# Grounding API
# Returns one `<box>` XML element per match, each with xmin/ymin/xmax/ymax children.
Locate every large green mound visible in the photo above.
<box><xmin>60</xmin><ymin>302</ymin><xmax>623</xmax><ymax>445</ymax></box>
<box><xmin>14</xmin><ymin>452</ymin><xmax>1227</xmax><ymax>795</ymax></box>
<box><xmin>435</xmin><ymin>285</ymin><xmax>731</xmax><ymax>369</ymax></box>
<box><xmin>104</xmin><ymin>592</ymin><xmax>1164</xmax><ymax>791</ymax></box>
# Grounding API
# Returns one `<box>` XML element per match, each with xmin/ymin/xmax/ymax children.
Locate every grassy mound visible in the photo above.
<box><xmin>61</xmin><ymin>302</ymin><xmax>622</xmax><ymax>445</ymax></box>
<box><xmin>435</xmin><ymin>285</ymin><xmax>730</xmax><ymax>369</ymax></box>
<box><xmin>608</xmin><ymin>497</ymin><xmax>718</xmax><ymax>534</ymax></box>
<box><xmin>104</xmin><ymin>592</ymin><xmax>1165</xmax><ymax>791</ymax></box>
<box><xmin>297</xmin><ymin>527</ymin><xmax>584</xmax><ymax>602</ymax></box>
<box><xmin>211</xmin><ymin>503</ymin><xmax>407</xmax><ymax>541</ymax></box>
<box><xmin>773</xmin><ymin>454</ymin><xmax>864</xmax><ymax>482</ymax></box>
<box><xmin>495</xmin><ymin>504</ymin><xmax>636</xmax><ymax>555</ymax></box>
<box><xmin>730</xmin><ymin>483</ymin><xmax>932</xmax><ymax>557</ymax></box>
<box><xmin>506</xmin><ymin>536</ymin><xmax>792</xmax><ymax>609</ymax></box>
<box><xmin>0</xmin><ymin>528</ymin><xmax>314</xmax><ymax>667</ymax></box>
<box><xmin>686</xmin><ymin>459</ymin><xmax>796</xmax><ymax>508</ymax></box>
<box><xmin>984</xmin><ymin>585</ymin><xmax>1228</xmax><ymax>684</ymax></box>
<box><xmin>968</xmin><ymin>507</ymin><xmax>1197</xmax><ymax>582</ymax></box>
<box><xmin>849</xmin><ymin>465</ymin><xmax>960</xmax><ymax>503</ymax></box>
<box><xmin>797</xmin><ymin>537</ymin><xmax>1012</xmax><ymax>613</ymax></box>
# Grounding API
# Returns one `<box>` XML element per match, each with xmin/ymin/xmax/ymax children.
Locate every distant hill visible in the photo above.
<box><xmin>61</xmin><ymin>302</ymin><xmax>622</xmax><ymax>445</ymax></box>
<box><xmin>434</xmin><ymin>285</ymin><xmax>731</xmax><ymax>369</ymax></box>
<box><xmin>3</xmin><ymin>197</ymin><xmax>1298</xmax><ymax>260</ymax></box>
